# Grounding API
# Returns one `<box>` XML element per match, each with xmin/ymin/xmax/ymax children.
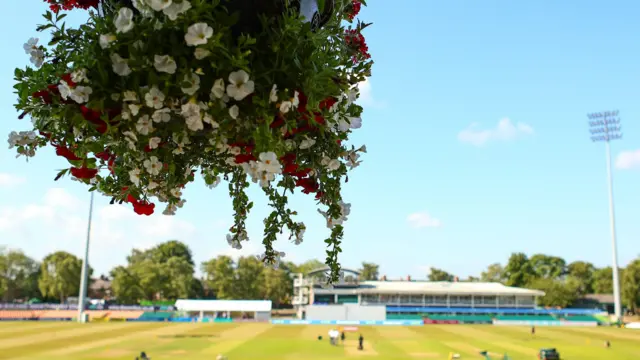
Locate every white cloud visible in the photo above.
<box><xmin>357</xmin><ymin>78</ymin><xmax>385</xmax><ymax>108</ymax></box>
<box><xmin>0</xmin><ymin>187</ymin><xmax>197</xmax><ymax>275</ymax></box>
<box><xmin>0</xmin><ymin>173</ymin><xmax>25</xmax><ymax>187</ymax></box>
<box><xmin>616</xmin><ymin>149</ymin><xmax>640</xmax><ymax>170</ymax></box>
<box><xmin>407</xmin><ymin>212</ymin><xmax>441</xmax><ymax>229</ymax></box>
<box><xmin>458</xmin><ymin>118</ymin><xmax>534</xmax><ymax>146</ymax></box>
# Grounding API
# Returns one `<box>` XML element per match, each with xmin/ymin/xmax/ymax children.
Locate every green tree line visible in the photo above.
<box><xmin>1</xmin><ymin>244</ymin><xmax>639</xmax><ymax>310</ymax></box>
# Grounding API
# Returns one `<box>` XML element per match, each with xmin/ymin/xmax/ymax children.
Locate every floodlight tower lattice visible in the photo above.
<box><xmin>587</xmin><ymin>110</ymin><xmax>622</xmax><ymax>320</ymax></box>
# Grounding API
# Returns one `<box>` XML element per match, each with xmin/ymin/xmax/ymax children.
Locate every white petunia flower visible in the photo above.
<box><xmin>229</xmin><ymin>105</ymin><xmax>239</xmax><ymax>119</ymax></box>
<box><xmin>148</xmin><ymin>137</ymin><xmax>162</xmax><ymax>149</ymax></box>
<box><xmin>152</xmin><ymin>108</ymin><xmax>172</xmax><ymax>123</ymax></box>
<box><xmin>153</xmin><ymin>55</ymin><xmax>177</xmax><ymax>74</ymax></box>
<box><xmin>135</xmin><ymin>115</ymin><xmax>153</xmax><ymax>135</ymax></box>
<box><xmin>185</xmin><ymin>114</ymin><xmax>204</xmax><ymax>131</ymax></box>
<box><xmin>194</xmin><ymin>48</ymin><xmax>211</xmax><ymax>60</ymax></box>
<box><xmin>143</xmin><ymin>156</ymin><xmax>163</xmax><ymax>175</ymax></box>
<box><xmin>269</xmin><ymin>84</ymin><xmax>278</xmax><ymax>103</ymax></box>
<box><xmin>185</xmin><ymin>23</ymin><xmax>214</xmax><ymax>47</ymax></box>
<box><xmin>279</xmin><ymin>101</ymin><xmax>292</xmax><ymax>114</ymax></box>
<box><xmin>293</xmin><ymin>226</ymin><xmax>305</xmax><ymax>245</ymax></box>
<box><xmin>163</xmin><ymin>0</ymin><xmax>191</xmax><ymax>20</ymax></box>
<box><xmin>145</xmin><ymin>86</ymin><xmax>165</xmax><ymax>109</ymax></box>
<box><xmin>211</xmin><ymin>79</ymin><xmax>225</xmax><ymax>99</ymax></box>
<box><xmin>128</xmin><ymin>168</ymin><xmax>141</xmax><ymax>187</ymax></box>
<box><xmin>257</xmin><ymin>152</ymin><xmax>282</xmax><ymax>174</ymax></box>
<box><xmin>226</xmin><ymin>70</ymin><xmax>255</xmax><ymax>101</ymax></box>
<box><xmin>148</xmin><ymin>181</ymin><xmax>159</xmax><ymax>190</ymax></box>
<box><xmin>128</xmin><ymin>104</ymin><xmax>141</xmax><ymax>116</ymax></box>
<box><xmin>99</xmin><ymin>34</ymin><xmax>116</xmax><ymax>49</ymax></box>
<box><xmin>58</xmin><ymin>81</ymin><xmax>72</xmax><ymax>100</ymax></box>
<box><xmin>148</xmin><ymin>0</ymin><xmax>172</xmax><ymax>11</ymax></box>
<box><xmin>71</xmin><ymin>68</ymin><xmax>88</xmax><ymax>83</ymax></box>
<box><xmin>123</xmin><ymin>91</ymin><xmax>138</xmax><ymax>102</ymax></box>
<box><xmin>170</xmin><ymin>188</ymin><xmax>182</xmax><ymax>198</ymax></box>
<box><xmin>181</xmin><ymin>102</ymin><xmax>200</xmax><ymax>119</ymax></box>
<box><xmin>114</xmin><ymin>7</ymin><xmax>135</xmax><ymax>34</ymax></box>
<box><xmin>349</xmin><ymin>117</ymin><xmax>362</xmax><ymax>129</ymax></box>
<box><xmin>327</xmin><ymin>159</ymin><xmax>341</xmax><ymax>171</ymax></box>
<box><xmin>69</xmin><ymin>86</ymin><xmax>93</xmax><ymax>104</ymax></box>
<box><xmin>292</xmin><ymin>91</ymin><xmax>300</xmax><ymax>107</ymax></box>
<box><xmin>123</xmin><ymin>131</ymin><xmax>138</xmax><ymax>142</ymax></box>
<box><xmin>23</xmin><ymin>38</ymin><xmax>39</xmax><ymax>54</ymax></box>
<box><xmin>181</xmin><ymin>72</ymin><xmax>200</xmax><ymax>95</ymax></box>
<box><xmin>111</xmin><ymin>53</ymin><xmax>132</xmax><ymax>76</ymax></box>
<box><xmin>29</xmin><ymin>50</ymin><xmax>44</xmax><ymax>68</ymax></box>
<box><xmin>259</xmin><ymin>171</ymin><xmax>275</xmax><ymax>188</ymax></box>
<box><xmin>299</xmin><ymin>136</ymin><xmax>316</xmax><ymax>150</ymax></box>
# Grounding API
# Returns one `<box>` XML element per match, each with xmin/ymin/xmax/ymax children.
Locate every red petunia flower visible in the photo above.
<box><xmin>95</xmin><ymin>150</ymin><xmax>111</xmax><ymax>161</ymax></box>
<box><xmin>55</xmin><ymin>145</ymin><xmax>82</xmax><ymax>161</ymax></box>
<box><xmin>295</xmin><ymin>177</ymin><xmax>319</xmax><ymax>194</ymax></box>
<box><xmin>70</xmin><ymin>166</ymin><xmax>98</xmax><ymax>179</ymax></box>
<box><xmin>132</xmin><ymin>200</ymin><xmax>155</xmax><ymax>216</ymax></box>
<box><xmin>33</xmin><ymin>90</ymin><xmax>52</xmax><ymax>104</ymax></box>
<box><xmin>235</xmin><ymin>154</ymin><xmax>257</xmax><ymax>164</ymax></box>
<box><xmin>347</xmin><ymin>0</ymin><xmax>362</xmax><ymax>20</ymax></box>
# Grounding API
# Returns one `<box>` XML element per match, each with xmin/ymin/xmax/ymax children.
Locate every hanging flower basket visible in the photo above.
<box><xmin>11</xmin><ymin>0</ymin><xmax>372</xmax><ymax>281</ymax></box>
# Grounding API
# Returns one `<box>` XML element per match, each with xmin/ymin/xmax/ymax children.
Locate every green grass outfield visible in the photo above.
<box><xmin>1</xmin><ymin>322</ymin><xmax>639</xmax><ymax>360</ymax></box>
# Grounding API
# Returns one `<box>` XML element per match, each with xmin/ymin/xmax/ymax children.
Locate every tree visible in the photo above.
<box><xmin>359</xmin><ymin>262</ymin><xmax>379</xmax><ymax>281</ymax></box>
<box><xmin>0</xmin><ymin>249</ymin><xmax>40</xmax><ymax>301</ymax></box>
<box><xmin>593</xmin><ymin>267</ymin><xmax>614</xmax><ymax>294</ymax></box>
<box><xmin>110</xmin><ymin>241</ymin><xmax>196</xmax><ymax>302</ymax></box>
<box><xmin>109</xmin><ymin>266</ymin><xmax>146</xmax><ymax>304</ymax></box>
<box><xmin>38</xmin><ymin>251</ymin><xmax>89</xmax><ymax>303</ymax></box>
<box><xmin>622</xmin><ymin>259</ymin><xmax>640</xmax><ymax>312</ymax></box>
<box><xmin>427</xmin><ymin>267</ymin><xmax>454</xmax><ymax>282</ymax></box>
<box><xmin>201</xmin><ymin>255</ymin><xmax>236</xmax><ymax>300</ymax></box>
<box><xmin>567</xmin><ymin>261</ymin><xmax>595</xmax><ymax>295</ymax></box>
<box><xmin>529</xmin><ymin>254</ymin><xmax>566</xmax><ymax>280</ymax></box>
<box><xmin>262</xmin><ymin>265</ymin><xmax>294</xmax><ymax>308</ymax></box>
<box><xmin>293</xmin><ymin>259</ymin><xmax>326</xmax><ymax>275</ymax></box>
<box><xmin>151</xmin><ymin>240</ymin><xmax>195</xmax><ymax>266</ymax></box>
<box><xmin>480</xmin><ymin>263</ymin><xmax>506</xmax><ymax>283</ymax></box>
<box><xmin>466</xmin><ymin>276</ymin><xmax>480</xmax><ymax>282</ymax></box>
<box><xmin>234</xmin><ymin>256</ymin><xmax>265</xmax><ymax>300</ymax></box>
<box><xmin>504</xmin><ymin>253</ymin><xmax>535</xmax><ymax>287</ymax></box>
<box><xmin>529</xmin><ymin>277</ymin><xmax>579</xmax><ymax>308</ymax></box>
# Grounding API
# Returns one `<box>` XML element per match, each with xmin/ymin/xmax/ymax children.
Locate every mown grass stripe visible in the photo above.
<box><xmin>23</xmin><ymin>323</ymin><xmax>196</xmax><ymax>359</ymax></box>
<box><xmin>0</xmin><ymin>322</ymin><xmax>161</xmax><ymax>359</ymax></box>
<box><xmin>0</xmin><ymin>321</ymin><xmax>71</xmax><ymax>336</ymax></box>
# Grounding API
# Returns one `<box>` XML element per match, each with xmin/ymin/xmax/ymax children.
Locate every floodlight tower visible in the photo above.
<box><xmin>587</xmin><ymin>110</ymin><xmax>622</xmax><ymax>320</ymax></box>
<box><xmin>77</xmin><ymin>192</ymin><xmax>95</xmax><ymax>323</ymax></box>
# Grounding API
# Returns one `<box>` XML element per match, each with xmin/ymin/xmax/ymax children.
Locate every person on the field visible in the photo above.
<box><xmin>358</xmin><ymin>334</ymin><xmax>364</xmax><ymax>350</ymax></box>
<box><xmin>341</xmin><ymin>331</ymin><xmax>345</xmax><ymax>343</ymax></box>
<box><xmin>531</xmin><ymin>326</ymin><xmax>535</xmax><ymax>335</ymax></box>
<box><xmin>604</xmin><ymin>340</ymin><xmax>610</xmax><ymax>348</ymax></box>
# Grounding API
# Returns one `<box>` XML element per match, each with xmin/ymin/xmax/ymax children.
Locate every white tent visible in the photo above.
<box><xmin>174</xmin><ymin>300</ymin><xmax>272</xmax><ymax>321</ymax></box>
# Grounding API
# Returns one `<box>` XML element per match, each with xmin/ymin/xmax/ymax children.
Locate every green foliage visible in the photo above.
<box><xmin>480</xmin><ymin>263</ymin><xmax>506</xmax><ymax>283</ymax></box>
<box><xmin>529</xmin><ymin>277</ymin><xmax>580</xmax><ymax>308</ymax></box>
<box><xmin>38</xmin><ymin>251</ymin><xmax>89</xmax><ymax>302</ymax></box>
<box><xmin>0</xmin><ymin>249</ymin><xmax>41</xmax><ymax>302</ymax></box>
<box><xmin>110</xmin><ymin>241</ymin><xmax>197</xmax><ymax>302</ymax></box>
<box><xmin>621</xmin><ymin>259</ymin><xmax>640</xmax><ymax>312</ymax></box>
<box><xmin>12</xmin><ymin>0</ymin><xmax>374</xmax><ymax>282</ymax></box>
<box><xmin>504</xmin><ymin>253</ymin><xmax>535</xmax><ymax>287</ymax></box>
<box><xmin>593</xmin><ymin>267</ymin><xmax>614</xmax><ymax>294</ymax></box>
<box><xmin>358</xmin><ymin>262</ymin><xmax>379</xmax><ymax>281</ymax></box>
<box><xmin>427</xmin><ymin>267</ymin><xmax>455</xmax><ymax>282</ymax></box>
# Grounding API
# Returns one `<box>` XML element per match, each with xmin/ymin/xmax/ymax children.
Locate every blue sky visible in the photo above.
<box><xmin>1</xmin><ymin>0</ymin><xmax>639</xmax><ymax>279</ymax></box>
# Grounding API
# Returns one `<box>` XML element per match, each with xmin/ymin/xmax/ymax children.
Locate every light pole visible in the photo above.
<box><xmin>588</xmin><ymin>110</ymin><xmax>623</xmax><ymax>320</ymax></box>
<box><xmin>77</xmin><ymin>191</ymin><xmax>95</xmax><ymax>323</ymax></box>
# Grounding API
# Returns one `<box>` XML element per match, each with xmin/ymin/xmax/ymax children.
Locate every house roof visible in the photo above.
<box><xmin>312</xmin><ymin>281</ymin><xmax>544</xmax><ymax>296</ymax></box>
